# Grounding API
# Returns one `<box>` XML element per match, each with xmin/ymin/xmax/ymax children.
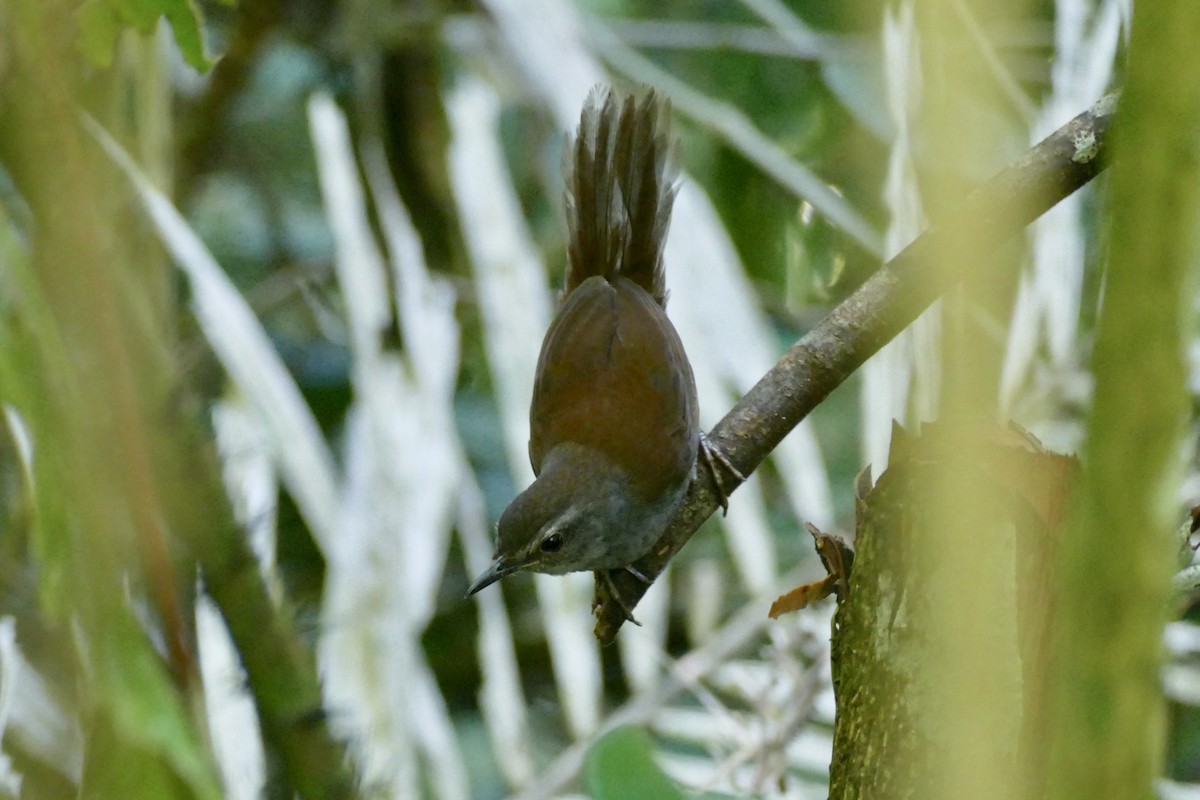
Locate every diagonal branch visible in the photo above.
<box><xmin>594</xmin><ymin>93</ymin><xmax>1118</xmax><ymax>643</ymax></box>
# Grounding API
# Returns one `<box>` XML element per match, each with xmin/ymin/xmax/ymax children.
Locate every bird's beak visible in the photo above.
<box><xmin>466</xmin><ymin>557</ymin><xmax>518</xmax><ymax>597</ymax></box>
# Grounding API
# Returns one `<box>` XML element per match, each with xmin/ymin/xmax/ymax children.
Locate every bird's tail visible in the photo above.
<box><xmin>564</xmin><ymin>87</ymin><xmax>677</xmax><ymax>304</ymax></box>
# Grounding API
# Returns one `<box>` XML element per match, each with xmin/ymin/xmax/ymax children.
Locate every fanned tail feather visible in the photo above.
<box><xmin>564</xmin><ymin>86</ymin><xmax>677</xmax><ymax>304</ymax></box>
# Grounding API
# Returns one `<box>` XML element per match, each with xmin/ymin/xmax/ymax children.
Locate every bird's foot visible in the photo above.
<box><xmin>699</xmin><ymin>432</ymin><xmax>744</xmax><ymax>515</ymax></box>
<box><xmin>624</xmin><ymin>564</ymin><xmax>651</xmax><ymax>584</ymax></box>
<box><xmin>596</xmin><ymin>569</ymin><xmax>643</xmax><ymax>626</ymax></box>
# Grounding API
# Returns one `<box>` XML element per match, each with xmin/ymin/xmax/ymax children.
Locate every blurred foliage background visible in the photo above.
<box><xmin>3</xmin><ymin>0</ymin><xmax>1200</xmax><ymax>798</ymax></box>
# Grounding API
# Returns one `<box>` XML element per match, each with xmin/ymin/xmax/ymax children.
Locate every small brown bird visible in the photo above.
<box><xmin>467</xmin><ymin>87</ymin><xmax>704</xmax><ymax>597</ymax></box>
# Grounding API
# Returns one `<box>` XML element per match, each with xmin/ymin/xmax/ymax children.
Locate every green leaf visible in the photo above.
<box><xmin>584</xmin><ymin>727</ymin><xmax>687</xmax><ymax>800</ymax></box>
<box><xmin>75</xmin><ymin>0</ymin><xmax>124</xmax><ymax>68</ymax></box>
<box><xmin>161</xmin><ymin>0</ymin><xmax>213</xmax><ymax>71</ymax></box>
<box><xmin>94</xmin><ymin>612</ymin><xmax>223</xmax><ymax>800</ymax></box>
<box><xmin>75</xmin><ymin>0</ymin><xmax>217</xmax><ymax>72</ymax></box>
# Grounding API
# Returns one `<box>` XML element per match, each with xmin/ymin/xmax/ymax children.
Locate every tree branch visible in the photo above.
<box><xmin>594</xmin><ymin>93</ymin><xmax>1118</xmax><ymax>643</ymax></box>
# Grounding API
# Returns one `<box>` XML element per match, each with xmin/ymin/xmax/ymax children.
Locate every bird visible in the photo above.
<box><xmin>467</xmin><ymin>86</ymin><xmax>730</xmax><ymax>606</ymax></box>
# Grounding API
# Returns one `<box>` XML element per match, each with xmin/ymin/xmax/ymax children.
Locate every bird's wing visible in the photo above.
<box><xmin>529</xmin><ymin>275</ymin><xmax>698</xmax><ymax>499</ymax></box>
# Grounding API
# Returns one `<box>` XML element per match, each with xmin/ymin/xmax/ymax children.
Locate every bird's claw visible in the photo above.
<box><xmin>699</xmin><ymin>432</ymin><xmax>744</xmax><ymax>515</ymax></box>
<box><xmin>596</xmin><ymin>570</ymin><xmax>642</xmax><ymax>626</ymax></box>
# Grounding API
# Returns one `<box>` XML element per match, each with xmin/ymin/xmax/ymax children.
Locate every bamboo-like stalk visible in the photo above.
<box><xmin>0</xmin><ymin>2</ymin><xmax>358</xmax><ymax>797</ymax></box>
<box><xmin>1042</xmin><ymin>3</ymin><xmax>1200</xmax><ymax>796</ymax></box>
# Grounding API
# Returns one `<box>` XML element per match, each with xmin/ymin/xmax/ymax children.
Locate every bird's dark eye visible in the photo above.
<box><xmin>541</xmin><ymin>533</ymin><xmax>564</xmax><ymax>553</ymax></box>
